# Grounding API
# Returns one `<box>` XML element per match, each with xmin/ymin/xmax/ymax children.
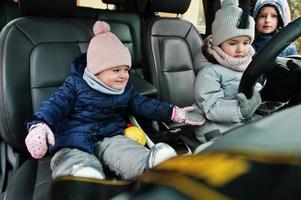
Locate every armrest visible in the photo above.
<box><xmin>129</xmin><ymin>74</ymin><xmax>158</xmax><ymax>97</ymax></box>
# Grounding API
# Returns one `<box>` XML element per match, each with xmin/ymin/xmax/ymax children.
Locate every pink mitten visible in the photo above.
<box><xmin>171</xmin><ymin>106</ymin><xmax>206</xmax><ymax>126</ymax></box>
<box><xmin>25</xmin><ymin>123</ymin><xmax>55</xmax><ymax>159</ymax></box>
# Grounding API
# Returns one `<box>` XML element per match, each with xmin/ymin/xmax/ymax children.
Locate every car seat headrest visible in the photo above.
<box><xmin>102</xmin><ymin>0</ymin><xmax>128</xmax><ymax>5</ymax></box>
<box><xmin>151</xmin><ymin>0</ymin><xmax>191</xmax><ymax>14</ymax></box>
<box><xmin>19</xmin><ymin>0</ymin><xmax>76</xmax><ymax>17</ymax></box>
<box><xmin>136</xmin><ymin>0</ymin><xmax>148</xmax><ymax>13</ymax></box>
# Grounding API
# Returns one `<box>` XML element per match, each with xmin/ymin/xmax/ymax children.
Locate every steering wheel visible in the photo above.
<box><xmin>238</xmin><ymin>17</ymin><xmax>301</xmax><ymax>102</ymax></box>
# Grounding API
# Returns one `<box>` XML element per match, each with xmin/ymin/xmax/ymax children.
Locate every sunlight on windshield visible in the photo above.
<box><xmin>183</xmin><ymin>0</ymin><xmax>206</xmax><ymax>33</ymax></box>
<box><xmin>77</xmin><ymin>0</ymin><xmax>107</xmax><ymax>9</ymax></box>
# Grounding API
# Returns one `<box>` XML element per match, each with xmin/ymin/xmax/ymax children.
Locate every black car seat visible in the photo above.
<box><xmin>142</xmin><ymin>0</ymin><xmax>203</xmax><ymax>107</ymax></box>
<box><xmin>141</xmin><ymin>0</ymin><xmax>204</xmax><ymax>149</ymax></box>
<box><xmin>0</xmin><ymin>1</ymin><xmax>96</xmax><ymax>198</ymax></box>
<box><xmin>0</xmin><ymin>0</ymin><xmax>151</xmax><ymax>199</ymax></box>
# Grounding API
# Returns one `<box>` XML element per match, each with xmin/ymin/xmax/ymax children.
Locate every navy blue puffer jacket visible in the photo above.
<box><xmin>252</xmin><ymin>33</ymin><xmax>297</xmax><ymax>57</ymax></box>
<box><xmin>27</xmin><ymin>54</ymin><xmax>173</xmax><ymax>154</ymax></box>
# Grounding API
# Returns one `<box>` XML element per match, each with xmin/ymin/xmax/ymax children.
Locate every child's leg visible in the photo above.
<box><xmin>50</xmin><ymin>148</ymin><xmax>105</xmax><ymax>179</ymax></box>
<box><xmin>94</xmin><ymin>135</ymin><xmax>149</xmax><ymax>179</ymax></box>
<box><xmin>146</xmin><ymin>142</ymin><xmax>177</xmax><ymax>169</ymax></box>
<box><xmin>95</xmin><ymin>135</ymin><xmax>177</xmax><ymax>179</ymax></box>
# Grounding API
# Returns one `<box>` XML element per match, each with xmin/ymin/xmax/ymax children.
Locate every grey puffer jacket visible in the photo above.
<box><xmin>195</xmin><ymin>64</ymin><xmax>244</xmax><ymax>123</ymax></box>
<box><xmin>193</xmin><ymin>58</ymin><xmax>262</xmax><ymax>134</ymax></box>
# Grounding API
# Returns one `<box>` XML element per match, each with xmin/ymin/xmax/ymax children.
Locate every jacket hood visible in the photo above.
<box><xmin>194</xmin><ymin>36</ymin><xmax>218</xmax><ymax>72</ymax></box>
<box><xmin>70</xmin><ymin>53</ymin><xmax>87</xmax><ymax>76</ymax></box>
<box><xmin>253</xmin><ymin>0</ymin><xmax>286</xmax><ymax>28</ymax></box>
<box><xmin>194</xmin><ymin>48</ymin><xmax>213</xmax><ymax>73</ymax></box>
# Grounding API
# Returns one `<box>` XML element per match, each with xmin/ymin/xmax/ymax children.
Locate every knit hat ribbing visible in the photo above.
<box><xmin>253</xmin><ymin>0</ymin><xmax>286</xmax><ymax>28</ymax></box>
<box><xmin>86</xmin><ymin>21</ymin><xmax>132</xmax><ymax>75</ymax></box>
<box><xmin>212</xmin><ymin>0</ymin><xmax>255</xmax><ymax>46</ymax></box>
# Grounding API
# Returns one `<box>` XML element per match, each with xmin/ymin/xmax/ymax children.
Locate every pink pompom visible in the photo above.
<box><xmin>93</xmin><ymin>21</ymin><xmax>111</xmax><ymax>35</ymax></box>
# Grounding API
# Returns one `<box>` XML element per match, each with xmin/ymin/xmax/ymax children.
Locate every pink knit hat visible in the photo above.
<box><xmin>86</xmin><ymin>21</ymin><xmax>132</xmax><ymax>75</ymax></box>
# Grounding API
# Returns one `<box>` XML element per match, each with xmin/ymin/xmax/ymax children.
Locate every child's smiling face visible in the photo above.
<box><xmin>96</xmin><ymin>65</ymin><xmax>129</xmax><ymax>90</ymax></box>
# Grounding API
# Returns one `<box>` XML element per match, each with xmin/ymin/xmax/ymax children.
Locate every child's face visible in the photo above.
<box><xmin>96</xmin><ymin>65</ymin><xmax>129</xmax><ymax>90</ymax></box>
<box><xmin>256</xmin><ymin>6</ymin><xmax>279</xmax><ymax>34</ymax></box>
<box><xmin>220</xmin><ymin>36</ymin><xmax>251</xmax><ymax>58</ymax></box>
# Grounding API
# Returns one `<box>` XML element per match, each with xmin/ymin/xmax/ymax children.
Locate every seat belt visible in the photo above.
<box><xmin>6</xmin><ymin>143</ymin><xmax>19</xmax><ymax>174</ymax></box>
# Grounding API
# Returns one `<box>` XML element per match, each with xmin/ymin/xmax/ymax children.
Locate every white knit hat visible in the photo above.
<box><xmin>212</xmin><ymin>0</ymin><xmax>255</xmax><ymax>46</ymax></box>
<box><xmin>86</xmin><ymin>21</ymin><xmax>132</xmax><ymax>75</ymax></box>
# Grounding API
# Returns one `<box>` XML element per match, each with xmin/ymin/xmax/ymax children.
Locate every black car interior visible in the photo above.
<box><xmin>0</xmin><ymin>0</ymin><xmax>22</xmax><ymax>31</ymax></box>
<box><xmin>139</xmin><ymin>0</ymin><xmax>206</xmax><ymax>152</ymax></box>
<box><xmin>142</xmin><ymin>0</ymin><xmax>203</xmax><ymax>107</ymax></box>
<box><xmin>0</xmin><ymin>0</ymin><xmax>207</xmax><ymax>199</ymax></box>
<box><xmin>1</xmin><ymin>0</ymin><xmax>301</xmax><ymax>199</ymax></box>
<box><xmin>0</xmin><ymin>0</ymin><xmax>157</xmax><ymax>199</ymax></box>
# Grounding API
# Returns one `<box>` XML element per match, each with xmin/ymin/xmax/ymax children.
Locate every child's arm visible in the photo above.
<box><xmin>128</xmin><ymin>85</ymin><xmax>204</xmax><ymax>125</ymax></box>
<box><xmin>25</xmin><ymin>122</ymin><xmax>54</xmax><ymax>159</ymax></box>
<box><xmin>25</xmin><ymin>76</ymin><xmax>77</xmax><ymax>159</ymax></box>
<box><xmin>171</xmin><ymin>106</ymin><xmax>205</xmax><ymax>126</ymax></box>
<box><xmin>28</xmin><ymin>76</ymin><xmax>77</xmax><ymax>129</ymax></box>
<box><xmin>128</xmin><ymin>87</ymin><xmax>173</xmax><ymax>122</ymax></box>
<box><xmin>194</xmin><ymin>68</ymin><xmax>244</xmax><ymax>123</ymax></box>
<box><xmin>238</xmin><ymin>91</ymin><xmax>261</xmax><ymax>121</ymax></box>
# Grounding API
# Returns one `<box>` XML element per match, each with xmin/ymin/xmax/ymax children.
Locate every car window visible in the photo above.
<box><xmin>289</xmin><ymin>0</ymin><xmax>301</xmax><ymax>54</ymax></box>
<box><xmin>182</xmin><ymin>0</ymin><xmax>206</xmax><ymax>34</ymax></box>
<box><xmin>78</xmin><ymin>0</ymin><xmax>206</xmax><ymax>35</ymax></box>
<box><xmin>79</xmin><ymin>0</ymin><xmax>299</xmax><ymax>53</ymax></box>
<box><xmin>77</xmin><ymin>0</ymin><xmax>113</xmax><ymax>9</ymax></box>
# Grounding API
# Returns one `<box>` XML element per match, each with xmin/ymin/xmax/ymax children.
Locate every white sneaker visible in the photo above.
<box><xmin>147</xmin><ymin>143</ymin><xmax>177</xmax><ymax>169</ymax></box>
<box><xmin>73</xmin><ymin>167</ymin><xmax>105</xmax><ymax>179</ymax></box>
